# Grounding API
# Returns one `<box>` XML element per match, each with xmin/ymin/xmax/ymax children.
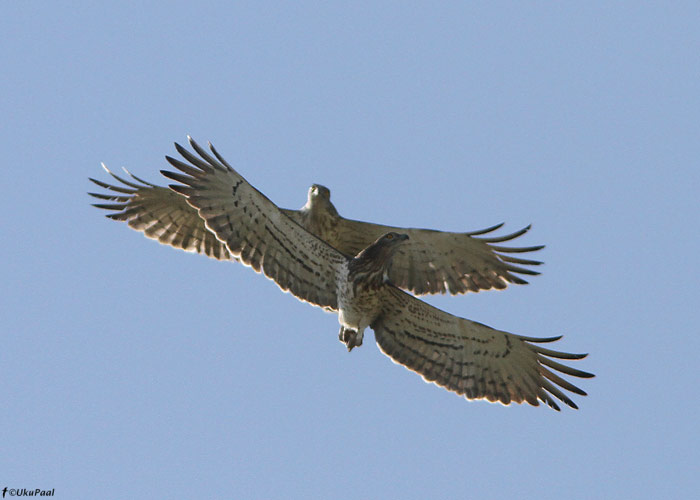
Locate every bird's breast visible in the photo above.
<box><xmin>337</xmin><ymin>266</ymin><xmax>384</xmax><ymax>332</ymax></box>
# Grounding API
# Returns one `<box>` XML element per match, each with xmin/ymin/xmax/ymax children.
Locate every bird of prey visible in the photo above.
<box><xmin>90</xmin><ymin>162</ymin><xmax>544</xmax><ymax>297</ymax></box>
<box><xmin>91</xmin><ymin>137</ymin><xmax>592</xmax><ymax>411</ymax></box>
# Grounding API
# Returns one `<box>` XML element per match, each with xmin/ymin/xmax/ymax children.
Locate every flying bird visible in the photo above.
<box><xmin>90</xmin><ymin>161</ymin><xmax>544</xmax><ymax>297</ymax></box>
<box><xmin>93</xmin><ymin>137</ymin><xmax>591</xmax><ymax>411</ymax></box>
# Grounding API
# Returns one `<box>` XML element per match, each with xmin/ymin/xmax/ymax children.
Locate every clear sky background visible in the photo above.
<box><xmin>2</xmin><ymin>2</ymin><xmax>698</xmax><ymax>499</ymax></box>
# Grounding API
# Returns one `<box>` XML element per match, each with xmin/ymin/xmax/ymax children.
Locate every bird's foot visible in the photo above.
<box><xmin>339</xmin><ymin>327</ymin><xmax>363</xmax><ymax>352</ymax></box>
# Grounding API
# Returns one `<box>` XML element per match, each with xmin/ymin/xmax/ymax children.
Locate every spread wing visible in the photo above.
<box><xmin>161</xmin><ymin>137</ymin><xmax>347</xmax><ymax>311</ymax></box>
<box><xmin>327</xmin><ymin>219</ymin><xmax>543</xmax><ymax>295</ymax></box>
<box><xmin>372</xmin><ymin>287</ymin><xmax>593</xmax><ymax>410</ymax></box>
<box><xmin>89</xmin><ymin>166</ymin><xmax>232</xmax><ymax>260</ymax></box>
<box><xmin>90</xmin><ymin>162</ymin><xmax>541</xmax><ymax>297</ymax></box>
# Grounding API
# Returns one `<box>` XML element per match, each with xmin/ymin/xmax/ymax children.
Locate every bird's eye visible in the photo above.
<box><xmin>386</xmin><ymin>234</ymin><xmax>393</xmax><ymax>240</ymax></box>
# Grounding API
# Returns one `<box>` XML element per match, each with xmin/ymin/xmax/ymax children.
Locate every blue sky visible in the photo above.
<box><xmin>2</xmin><ymin>2</ymin><xmax>698</xmax><ymax>499</ymax></box>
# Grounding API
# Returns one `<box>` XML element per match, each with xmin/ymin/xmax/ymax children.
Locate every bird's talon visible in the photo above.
<box><xmin>339</xmin><ymin>327</ymin><xmax>363</xmax><ymax>351</ymax></box>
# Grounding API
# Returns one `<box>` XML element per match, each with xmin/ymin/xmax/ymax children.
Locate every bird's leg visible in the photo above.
<box><xmin>338</xmin><ymin>326</ymin><xmax>364</xmax><ymax>352</ymax></box>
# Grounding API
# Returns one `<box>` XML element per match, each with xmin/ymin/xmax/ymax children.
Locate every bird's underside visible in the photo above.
<box><xmin>90</xmin><ymin>163</ymin><xmax>544</xmax><ymax>296</ymax></box>
<box><xmin>89</xmin><ymin>137</ymin><xmax>593</xmax><ymax>410</ymax></box>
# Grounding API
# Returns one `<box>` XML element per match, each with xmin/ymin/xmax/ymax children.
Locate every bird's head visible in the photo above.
<box><xmin>350</xmin><ymin>232</ymin><xmax>409</xmax><ymax>284</ymax></box>
<box><xmin>304</xmin><ymin>184</ymin><xmax>338</xmax><ymax>216</ymax></box>
<box><xmin>376</xmin><ymin>232</ymin><xmax>409</xmax><ymax>246</ymax></box>
<box><xmin>355</xmin><ymin>232</ymin><xmax>409</xmax><ymax>261</ymax></box>
<box><xmin>309</xmin><ymin>184</ymin><xmax>331</xmax><ymax>200</ymax></box>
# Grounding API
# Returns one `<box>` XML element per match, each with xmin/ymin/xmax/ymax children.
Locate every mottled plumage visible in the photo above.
<box><xmin>90</xmin><ymin>153</ymin><xmax>544</xmax><ymax>296</ymax></box>
<box><xmin>95</xmin><ymin>137</ymin><xmax>592</xmax><ymax>411</ymax></box>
